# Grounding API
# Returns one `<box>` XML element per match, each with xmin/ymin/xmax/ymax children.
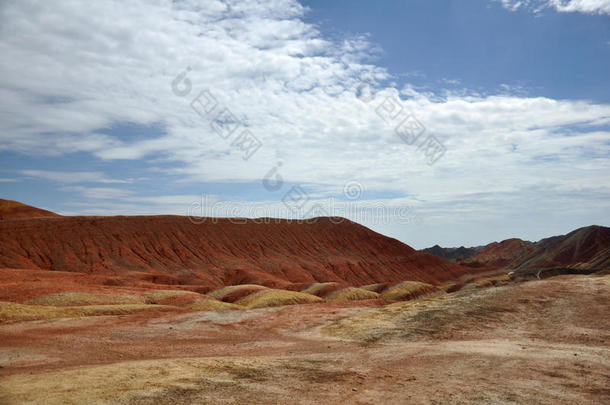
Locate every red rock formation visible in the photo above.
<box><xmin>0</xmin><ymin>211</ymin><xmax>474</xmax><ymax>290</ymax></box>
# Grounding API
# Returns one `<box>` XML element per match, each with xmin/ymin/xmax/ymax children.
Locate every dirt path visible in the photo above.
<box><xmin>1</xmin><ymin>274</ymin><xmax>608</xmax><ymax>404</ymax></box>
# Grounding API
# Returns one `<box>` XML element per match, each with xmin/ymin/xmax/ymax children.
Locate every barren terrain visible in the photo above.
<box><xmin>0</xmin><ymin>214</ymin><xmax>472</xmax><ymax>288</ymax></box>
<box><xmin>1</xmin><ymin>274</ymin><xmax>608</xmax><ymax>404</ymax></box>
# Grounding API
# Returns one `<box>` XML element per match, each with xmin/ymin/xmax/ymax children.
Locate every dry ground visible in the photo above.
<box><xmin>0</xmin><ymin>274</ymin><xmax>608</xmax><ymax>404</ymax></box>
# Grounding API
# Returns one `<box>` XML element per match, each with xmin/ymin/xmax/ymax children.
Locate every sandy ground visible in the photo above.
<box><xmin>0</xmin><ymin>274</ymin><xmax>608</xmax><ymax>404</ymax></box>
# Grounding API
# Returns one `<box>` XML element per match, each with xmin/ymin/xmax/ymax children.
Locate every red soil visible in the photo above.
<box><xmin>0</xmin><ymin>268</ymin><xmax>148</xmax><ymax>303</ymax></box>
<box><xmin>0</xmin><ymin>214</ymin><xmax>476</xmax><ymax>291</ymax></box>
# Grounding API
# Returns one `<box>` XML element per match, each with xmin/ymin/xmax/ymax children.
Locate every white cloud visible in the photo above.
<box><xmin>497</xmin><ymin>0</ymin><xmax>610</xmax><ymax>14</ymax></box>
<box><xmin>548</xmin><ymin>0</ymin><xmax>610</xmax><ymax>14</ymax></box>
<box><xmin>0</xmin><ymin>0</ymin><xmax>608</xmax><ymax>247</ymax></box>
<box><xmin>20</xmin><ymin>170</ymin><xmax>129</xmax><ymax>184</ymax></box>
<box><xmin>500</xmin><ymin>0</ymin><xmax>525</xmax><ymax>11</ymax></box>
<box><xmin>62</xmin><ymin>186</ymin><xmax>133</xmax><ymax>200</ymax></box>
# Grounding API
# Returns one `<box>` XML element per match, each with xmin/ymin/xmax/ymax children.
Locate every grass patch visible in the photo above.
<box><xmin>26</xmin><ymin>292</ymin><xmax>144</xmax><ymax>306</ymax></box>
<box><xmin>474</xmin><ymin>279</ymin><xmax>495</xmax><ymax>288</ymax></box>
<box><xmin>281</xmin><ymin>360</ymin><xmax>355</xmax><ymax>383</ymax></box>
<box><xmin>487</xmin><ymin>274</ymin><xmax>512</xmax><ymax>285</ymax></box>
<box><xmin>458</xmin><ymin>274</ymin><xmax>512</xmax><ymax>293</ymax></box>
<box><xmin>235</xmin><ymin>289</ymin><xmax>323</xmax><ymax>309</ymax></box>
<box><xmin>218</xmin><ymin>364</ymin><xmax>269</xmax><ymax>382</ymax></box>
<box><xmin>323</xmin><ymin>283</ymin><xmax>517</xmax><ymax>342</ymax></box>
<box><xmin>0</xmin><ymin>302</ymin><xmax>177</xmax><ymax>323</ymax></box>
<box><xmin>0</xmin><ymin>356</ymin><xmax>357</xmax><ymax>404</ymax></box>
<box><xmin>325</xmin><ymin>287</ymin><xmax>379</xmax><ymax>302</ymax></box>
<box><xmin>380</xmin><ymin>281</ymin><xmax>439</xmax><ymax>301</ymax></box>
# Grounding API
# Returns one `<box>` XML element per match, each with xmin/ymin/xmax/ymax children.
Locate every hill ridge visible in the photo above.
<box><xmin>0</xmin><ymin>198</ymin><xmax>60</xmax><ymax>220</ymax></box>
<box><xmin>0</xmin><ymin>213</ymin><xmax>471</xmax><ymax>290</ymax></box>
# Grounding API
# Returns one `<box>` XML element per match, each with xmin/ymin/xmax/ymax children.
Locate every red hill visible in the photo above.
<box><xmin>0</xmin><ymin>214</ymin><xmax>473</xmax><ymax>290</ymax></box>
<box><xmin>462</xmin><ymin>238</ymin><xmax>538</xmax><ymax>269</ymax></box>
<box><xmin>459</xmin><ymin>226</ymin><xmax>610</xmax><ymax>271</ymax></box>
<box><xmin>0</xmin><ymin>199</ymin><xmax>60</xmax><ymax>220</ymax></box>
<box><xmin>514</xmin><ymin>225</ymin><xmax>610</xmax><ymax>270</ymax></box>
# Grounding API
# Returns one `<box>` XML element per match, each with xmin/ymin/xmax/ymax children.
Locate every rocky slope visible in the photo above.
<box><xmin>513</xmin><ymin>225</ymin><xmax>610</xmax><ymax>270</ymax></box>
<box><xmin>0</xmin><ymin>204</ymin><xmax>474</xmax><ymax>289</ymax></box>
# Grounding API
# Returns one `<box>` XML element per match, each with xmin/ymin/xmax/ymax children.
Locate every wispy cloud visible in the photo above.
<box><xmin>62</xmin><ymin>186</ymin><xmax>133</xmax><ymax>200</ymax></box>
<box><xmin>20</xmin><ymin>170</ymin><xmax>129</xmax><ymax>184</ymax></box>
<box><xmin>497</xmin><ymin>0</ymin><xmax>610</xmax><ymax>15</ymax></box>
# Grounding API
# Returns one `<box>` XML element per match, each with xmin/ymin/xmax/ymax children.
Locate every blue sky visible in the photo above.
<box><xmin>0</xmin><ymin>0</ymin><xmax>609</xmax><ymax>248</ymax></box>
<box><xmin>304</xmin><ymin>0</ymin><xmax>610</xmax><ymax>102</ymax></box>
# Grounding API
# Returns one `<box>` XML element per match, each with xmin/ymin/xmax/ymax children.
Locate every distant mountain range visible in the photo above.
<box><xmin>420</xmin><ymin>245</ymin><xmax>481</xmax><ymax>263</ymax></box>
<box><xmin>423</xmin><ymin>225</ymin><xmax>610</xmax><ymax>271</ymax></box>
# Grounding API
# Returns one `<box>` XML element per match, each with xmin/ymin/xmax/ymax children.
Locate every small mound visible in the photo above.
<box><xmin>359</xmin><ymin>283</ymin><xmax>390</xmax><ymax>293</ymax></box>
<box><xmin>301</xmin><ymin>281</ymin><xmax>339</xmax><ymax>296</ymax></box>
<box><xmin>474</xmin><ymin>278</ymin><xmax>495</xmax><ymax>289</ymax></box>
<box><xmin>301</xmin><ymin>282</ymin><xmax>350</xmax><ymax>298</ymax></box>
<box><xmin>0</xmin><ymin>302</ymin><xmax>177</xmax><ymax>324</ymax></box>
<box><xmin>438</xmin><ymin>282</ymin><xmax>463</xmax><ymax>294</ymax></box>
<box><xmin>235</xmin><ymin>289</ymin><xmax>323</xmax><ymax>309</ymax></box>
<box><xmin>144</xmin><ymin>290</ymin><xmax>206</xmax><ymax>306</ymax></box>
<box><xmin>207</xmin><ymin>285</ymin><xmax>269</xmax><ymax>303</ymax></box>
<box><xmin>26</xmin><ymin>292</ymin><xmax>144</xmax><ymax>306</ymax></box>
<box><xmin>380</xmin><ymin>281</ymin><xmax>439</xmax><ymax>301</ymax></box>
<box><xmin>460</xmin><ymin>274</ymin><xmax>512</xmax><ymax>292</ymax></box>
<box><xmin>184</xmin><ymin>299</ymin><xmax>242</xmax><ymax>311</ymax></box>
<box><xmin>488</xmin><ymin>274</ymin><xmax>512</xmax><ymax>285</ymax></box>
<box><xmin>324</xmin><ymin>287</ymin><xmax>379</xmax><ymax>302</ymax></box>
<box><xmin>458</xmin><ymin>282</ymin><xmax>478</xmax><ymax>292</ymax></box>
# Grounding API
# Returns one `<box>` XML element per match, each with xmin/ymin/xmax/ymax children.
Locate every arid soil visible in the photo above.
<box><xmin>1</xmin><ymin>274</ymin><xmax>608</xmax><ymax>404</ymax></box>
